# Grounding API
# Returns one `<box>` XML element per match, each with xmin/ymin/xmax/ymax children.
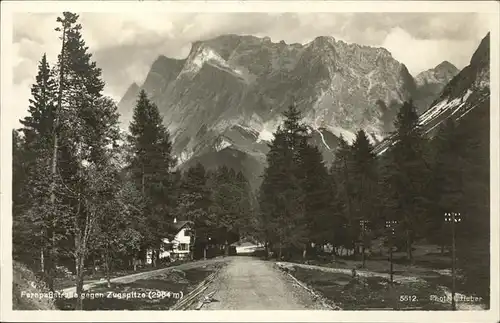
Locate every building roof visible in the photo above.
<box><xmin>171</xmin><ymin>220</ymin><xmax>192</xmax><ymax>232</ymax></box>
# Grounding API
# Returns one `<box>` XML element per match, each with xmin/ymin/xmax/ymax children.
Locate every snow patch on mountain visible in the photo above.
<box><xmin>419</xmin><ymin>89</ymin><xmax>473</xmax><ymax>127</ymax></box>
<box><xmin>177</xmin><ymin>44</ymin><xmax>248</xmax><ymax>82</ymax></box>
<box><xmin>257</xmin><ymin>129</ymin><xmax>274</xmax><ymax>143</ymax></box>
<box><xmin>255</xmin><ymin>116</ymin><xmax>284</xmax><ymax>143</ymax></box>
<box><xmin>326</xmin><ymin>125</ymin><xmax>356</xmax><ymax>144</ymax></box>
<box><xmin>474</xmin><ymin>67</ymin><xmax>489</xmax><ymax>89</ymax></box>
<box><xmin>215</xmin><ymin>138</ymin><xmax>233</xmax><ymax>152</ymax></box>
<box><xmin>178</xmin><ymin>150</ymin><xmax>194</xmax><ymax>165</ymax></box>
<box><xmin>193</xmin><ymin>46</ymin><xmax>228</xmax><ymax>70</ymax></box>
<box><xmin>317</xmin><ymin>129</ymin><xmax>332</xmax><ymax>150</ymax></box>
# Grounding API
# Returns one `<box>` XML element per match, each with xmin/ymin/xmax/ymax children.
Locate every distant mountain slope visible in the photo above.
<box><xmin>373</xmin><ymin>33</ymin><xmax>490</xmax><ymax>156</ymax></box>
<box><xmin>118</xmin><ymin>34</ymin><xmax>461</xmax><ymax>187</ymax></box>
<box><xmin>414</xmin><ymin>61</ymin><xmax>460</xmax><ymax>113</ymax></box>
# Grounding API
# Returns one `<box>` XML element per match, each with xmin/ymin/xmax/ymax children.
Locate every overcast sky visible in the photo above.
<box><xmin>12</xmin><ymin>12</ymin><xmax>491</xmax><ymax>126</ymax></box>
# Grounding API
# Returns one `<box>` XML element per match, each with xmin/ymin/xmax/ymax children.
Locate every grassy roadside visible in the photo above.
<box><xmin>286</xmin><ymin>265</ymin><xmax>450</xmax><ymax>310</ymax></box>
<box><xmin>277</xmin><ymin>262</ymin><xmax>487</xmax><ymax>310</ymax></box>
<box><xmin>54</xmin><ymin>260</ymin><xmax>189</xmax><ymax>290</ymax></box>
<box><xmin>55</xmin><ymin>262</ymin><xmax>225</xmax><ymax>310</ymax></box>
<box><xmin>279</xmin><ymin>245</ymin><xmax>483</xmax><ymax>303</ymax></box>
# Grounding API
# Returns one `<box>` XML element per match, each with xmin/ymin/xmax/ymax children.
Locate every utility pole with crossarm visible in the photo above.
<box><xmin>444</xmin><ymin>212</ymin><xmax>462</xmax><ymax>311</ymax></box>
<box><xmin>385</xmin><ymin>220</ymin><xmax>398</xmax><ymax>285</ymax></box>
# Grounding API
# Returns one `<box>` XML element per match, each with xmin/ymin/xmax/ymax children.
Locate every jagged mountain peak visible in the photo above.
<box><xmin>118</xmin><ymin>32</ymin><xmax>457</xmax><ymax>186</ymax></box>
<box><xmin>435</xmin><ymin>60</ymin><xmax>458</xmax><ymax>71</ymax></box>
<box><xmin>310</xmin><ymin>35</ymin><xmax>336</xmax><ymax>45</ymax></box>
<box><xmin>123</xmin><ymin>82</ymin><xmax>139</xmax><ymax>97</ymax></box>
<box><xmin>470</xmin><ymin>32</ymin><xmax>489</xmax><ymax>66</ymax></box>
<box><xmin>413</xmin><ymin>59</ymin><xmax>460</xmax><ymax>113</ymax></box>
<box><xmin>415</xmin><ymin>61</ymin><xmax>459</xmax><ymax>87</ymax></box>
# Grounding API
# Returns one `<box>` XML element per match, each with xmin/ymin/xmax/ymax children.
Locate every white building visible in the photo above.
<box><xmin>146</xmin><ymin>218</ymin><xmax>193</xmax><ymax>264</ymax></box>
<box><xmin>231</xmin><ymin>241</ymin><xmax>264</xmax><ymax>255</ymax></box>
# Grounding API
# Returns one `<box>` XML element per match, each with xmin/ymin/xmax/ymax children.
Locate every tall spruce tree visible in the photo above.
<box><xmin>51</xmin><ymin>12</ymin><xmax>121</xmax><ymax>309</ymax></box>
<box><xmin>128</xmin><ymin>89</ymin><xmax>176</xmax><ymax>266</ymax></box>
<box><xmin>15</xmin><ymin>53</ymin><xmax>58</xmax><ymax>281</ymax></box>
<box><xmin>381</xmin><ymin>100</ymin><xmax>430</xmax><ymax>262</ymax></box>
<box><xmin>330</xmin><ymin>136</ymin><xmax>357</xmax><ymax>253</ymax></box>
<box><xmin>297</xmin><ymin>142</ymin><xmax>331</xmax><ymax>257</ymax></box>
<box><xmin>327</xmin><ymin>162</ymin><xmax>350</xmax><ymax>256</ymax></box>
<box><xmin>20</xmin><ymin>53</ymin><xmax>57</xmax><ymax>151</ymax></box>
<box><xmin>259</xmin><ymin>104</ymin><xmax>309</xmax><ymax>260</ymax></box>
<box><xmin>350</xmin><ymin>130</ymin><xmax>379</xmax><ymax>264</ymax></box>
<box><xmin>426</xmin><ymin>119</ymin><xmax>462</xmax><ymax>253</ymax></box>
<box><xmin>452</xmin><ymin>104</ymin><xmax>489</xmax><ymax>302</ymax></box>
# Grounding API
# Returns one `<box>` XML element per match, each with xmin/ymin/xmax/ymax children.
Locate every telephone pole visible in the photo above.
<box><xmin>444</xmin><ymin>212</ymin><xmax>461</xmax><ymax>311</ymax></box>
<box><xmin>359</xmin><ymin>220</ymin><xmax>370</xmax><ymax>268</ymax></box>
<box><xmin>385</xmin><ymin>220</ymin><xmax>398</xmax><ymax>285</ymax></box>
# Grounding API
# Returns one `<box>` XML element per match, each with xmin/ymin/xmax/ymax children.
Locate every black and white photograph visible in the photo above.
<box><xmin>1</xmin><ymin>1</ymin><xmax>499</xmax><ymax>321</ymax></box>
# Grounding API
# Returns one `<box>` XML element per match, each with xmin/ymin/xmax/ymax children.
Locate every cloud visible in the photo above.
<box><xmin>10</xmin><ymin>12</ymin><xmax>491</xmax><ymax>128</ymax></box>
<box><xmin>381</xmin><ymin>27</ymin><xmax>481</xmax><ymax>75</ymax></box>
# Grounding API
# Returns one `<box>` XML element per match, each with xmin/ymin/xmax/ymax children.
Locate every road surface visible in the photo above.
<box><xmin>200</xmin><ymin>256</ymin><xmax>326</xmax><ymax>310</ymax></box>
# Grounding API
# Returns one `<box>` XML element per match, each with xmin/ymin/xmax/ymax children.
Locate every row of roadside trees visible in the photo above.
<box><xmin>11</xmin><ymin>11</ymin><xmax>489</xmax><ymax>308</ymax></box>
<box><xmin>257</xmin><ymin>100</ymin><xmax>489</xmax><ymax>302</ymax></box>
<box><xmin>12</xmin><ymin>12</ymin><xmax>253</xmax><ymax>310</ymax></box>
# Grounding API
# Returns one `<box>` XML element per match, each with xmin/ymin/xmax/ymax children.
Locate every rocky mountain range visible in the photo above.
<box><xmin>118</xmin><ymin>33</ymin><xmax>488</xmax><ymax>188</ymax></box>
<box><xmin>373</xmin><ymin>32</ymin><xmax>490</xmax><ymax>155</ymax></box>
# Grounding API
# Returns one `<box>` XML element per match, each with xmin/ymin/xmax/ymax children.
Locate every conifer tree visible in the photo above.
<box><xmin>21</xmin><ymin>53</ymin><xmax>57</xmax><ymax>151</ymax></box>
<box><xmin>51</xmin><ymin>12</ymin><xmax>121</xmax><ymax>308</ymax></box>
<box><xmin>330</xmin><ymin>136</ymin><xmax>357</xmax><ymax>253</ymax></box>
<box><xmin>128</xmin><ymin>89</ymin><xmax>176</xmax><ymax>266</ymax></box>
<box><xmin>381</xmin><ymin>100</ymin><xmax>430</xmax><ymax>262</ymax></box>
<box><xmin>259</xmin><ymin>104</ymin><xmax>309</xmax><ymax>259</ymax></box>
<box><xmin>426</xmin><ymin>119</ymin><xmax>462</xmax><ymax>253</ymax></box>
<box><xmin>453</xmin><ymin>103</ymin><xmax>489</xmax><ymax>303</ymax></box>
<box><xmin>297</xmin><ymin>143</ymin><xmax>331</xmax><ymax>256</ymax></box>
<box><xmin>14</xmin><ymin>53</ymin><xmax>58</xmax><ymax>281</ymax></box>
<box><xmin>350</xmin><ymin>130</ymin><xmax>379</xmax><ymax>264</ymax></box>
<box><xmin>177</xmin><ymin>163</ymin><xmax>214</xmax><ymax>259</ymax></box>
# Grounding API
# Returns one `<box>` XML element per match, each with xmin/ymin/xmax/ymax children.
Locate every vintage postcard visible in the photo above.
<box><xmin>1</xmin><ymin>1</ymin><xmax>499</xmax><ymax>322</ymax></box>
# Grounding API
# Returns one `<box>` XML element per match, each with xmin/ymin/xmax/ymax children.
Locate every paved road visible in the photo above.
<box><xmin>200</xmin><ymin>256</ymin><xmax>325</xmax><ymax>310</ymax></box>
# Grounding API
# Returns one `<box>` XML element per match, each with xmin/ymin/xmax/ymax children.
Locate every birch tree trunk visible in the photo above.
<box><xmin>104</xmin><ymin>248</ymin><xmax>111</xmax><ymax>288</ymax></box>
<box><xmin>75</xmin><ymin>249</ymin><xmax>85</xmax><ymax>310</ymax></box>
<box><xmin>40</xmin><ymin>248</ymin><xmax>45</xmax><ymax>273</ymax></box>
